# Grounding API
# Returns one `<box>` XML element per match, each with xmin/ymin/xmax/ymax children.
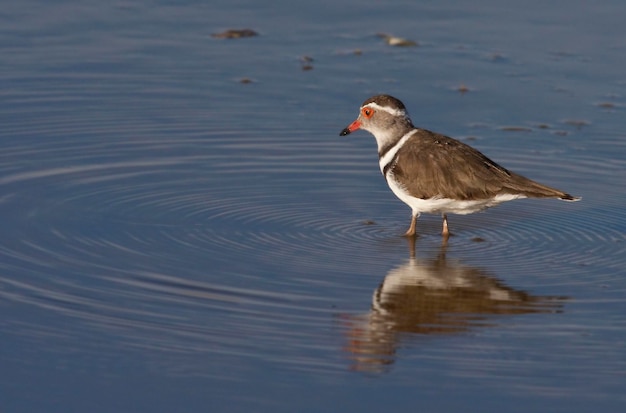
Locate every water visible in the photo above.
<box><xmin>2</xmin><ymin>0</ymin><xmax>626</xmax><ymax>412</ymax></box>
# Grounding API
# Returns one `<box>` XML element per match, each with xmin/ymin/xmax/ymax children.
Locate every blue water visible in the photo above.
<box><xmin>2</xmin><ymin>1</ymin><xmax>626</xmax><ymax>412</ymax></box>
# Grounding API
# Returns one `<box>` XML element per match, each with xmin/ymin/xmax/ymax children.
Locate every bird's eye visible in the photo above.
<box><xmin>361</xmin><ymin>107</ymin><xmax>374</xmax><ymax>118</ymax></box>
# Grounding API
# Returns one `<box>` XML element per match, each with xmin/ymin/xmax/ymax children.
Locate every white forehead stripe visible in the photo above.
<box><xmin>361</xmin><ymin>102</ymin><xmax>407</xmax><ymax>117</ymax></box>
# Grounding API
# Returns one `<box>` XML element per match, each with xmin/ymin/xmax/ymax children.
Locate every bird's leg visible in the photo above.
<box><xmin>404</xmin><ymin>213</ymin><xmax>417</xmax><ymax>237</ymax></box>
<box><xmin>406</xmin><ymin>233</ymin><xmax>416</xmax><ymax>258</ymax></box>
<box><xmin>442</xmin><ymin>213</ymin><xmax>450</xmax><ymax>237</ymax></box>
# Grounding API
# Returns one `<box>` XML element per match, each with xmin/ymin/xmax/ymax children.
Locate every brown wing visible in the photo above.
<box><xmin>390</xmin><ymin>129</ymin><xmax>572</xmax><ymax>200</ymax></box>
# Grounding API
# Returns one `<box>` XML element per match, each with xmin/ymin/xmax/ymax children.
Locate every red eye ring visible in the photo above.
<box><xmin>361</xmin><ymin>107</ymin><xmax>374</xmax><ymax>118</ymax></box>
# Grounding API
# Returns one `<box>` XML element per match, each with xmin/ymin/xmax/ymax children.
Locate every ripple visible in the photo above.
<box><xmin>2</xmin><ymin>125</ymin><xmax>623</xmax><ymax>283</ymax></box>
<box><xmin>0</xmin><ymin>124</ymin><xmax>385</xmax><ymax>372</ymax></box>
<box><xmin>1</xmin><ymin>99</ymin><xmax>625</xmax><ymax>376</ymax></box>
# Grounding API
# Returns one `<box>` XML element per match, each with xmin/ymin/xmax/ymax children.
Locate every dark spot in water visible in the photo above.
<box><xmin>472</xmin><ymin>237</ymin><xmax>486</xmax><ymax>242</ymax></box>
<box><xmin>536</xmin><ymin>123</ymin><xmax>551</xmax><ymax>129</ymax></box>
<box><xmin>563</xmin><ymin>119</ymin><xmax>590</xmax><ymax>129</ymax></box>
<box><xmin>457</xmin><ymin>84</ymin><xmax>470</xmax><ymax>94</ymax></box>
<box><xmin>239</xmin><ymin>77</ymin><xmax>254</xmax><ymax>84</ymax></box>
<box><xmin>376</xmin><ymin>33</ymin><xmax>418</xmax><ymax>47</ymax></box>
<box><xmin>501</xmin><ymin>126</ymin><xmax>532</xmax><ymax>132</ymax></box>
<box><xmin>211</xmin><ymin>29</ymin><xmax>258</xmax><ymax>39</ymax></box>
<box><xmin>300</xmin><ymin>56</ymin><xmax>314</xmax><ymax>71</ymax></box>
<box><xmin>362</xmin><ymin>220</ymin><xmax>376</xmax><ymax>226</ymax></box>
<box><xmin>597</xmin><ymin>102</ymin><xmax>616</xmax><ymax>109</ymax></box>
<box><xmin>489</xmin><ymin>52</ymin><xmax>507</xmax><ymax>62</ymax></box>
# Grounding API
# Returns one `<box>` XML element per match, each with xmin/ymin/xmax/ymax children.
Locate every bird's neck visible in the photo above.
<box><xmin>375</xmin><ymin>126</ymin><xmax>416</xmax><ymax>158</ymax></box>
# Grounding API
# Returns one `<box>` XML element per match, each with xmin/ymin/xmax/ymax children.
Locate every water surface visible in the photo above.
<box><xmin>2</xmin><ymin>1</ymin><xmax>626</xmax><ymax>412</ymax></box>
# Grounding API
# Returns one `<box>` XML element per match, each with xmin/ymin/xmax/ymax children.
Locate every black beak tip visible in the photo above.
<box><xmin>340</xmin><ymin>128</ymin><xmax>351</xmax><ymax>136</ymax></box>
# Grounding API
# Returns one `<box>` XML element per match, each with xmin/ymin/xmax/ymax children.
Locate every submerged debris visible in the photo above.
<box><xmin>488</xmin><ymin>52</ymin><xmax>507</xmax><ymax>62</ymax></box>
<box><xmin>300</xmin><ymin>55</ymin><xmax>314</xmax><ymax>71</ymax></box>
<box><xmin>376</xmin><ymin>33</ymin><xmax>418</xmax><ymax>47</ymax></box>
<box><xmin>334</xmin><ymin>49</ymin><xmax>363</xmax><ymax>56</ymax></box>
<box><xmin>563</xmin><ymin>119</ymin><xmax>590</xmax><ymax>129</ymax></box>
<box><xmin>456</xmin><ymin>84</ymin><xmax>470</xmax><ymax>94</ymax></box>
<box><xmin>597</xmin><ymin>102</ymin><xmax>616</xmax><ymax>109</ymax></box>
<box><xmin>500</xmin><ymin>126</ymin><xmax>533</xmax><ymax>132</ymax></box>
<box><xmin>211</xmin><ymin>29</ymin><xmax>258</xmax><ymax>39</ymax></box>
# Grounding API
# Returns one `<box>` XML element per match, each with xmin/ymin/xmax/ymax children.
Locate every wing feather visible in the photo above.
<box><xmin>390</xmin><ymin>130</ymin><xmax>570</xmax><ymax>200</ymax></box>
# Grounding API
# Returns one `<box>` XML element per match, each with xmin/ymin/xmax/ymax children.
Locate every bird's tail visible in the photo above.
<box><xmin>559</xmin><ymin>193</ymin><xmax>582</xmax><ymax>202</ymax></box>
<box><xmin>506</xmin><ymin>172</ymin><xmax>581</xmax><ymax>201</ymax></box>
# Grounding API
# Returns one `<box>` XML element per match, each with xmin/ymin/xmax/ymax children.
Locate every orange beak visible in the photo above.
<box><xmin>340</xmin><ymin>120</ymin><xmax>361</xmax><ymax>136</ymax></box>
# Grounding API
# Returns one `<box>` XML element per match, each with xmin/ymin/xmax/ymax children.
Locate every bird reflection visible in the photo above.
<box><xmin>343</xmin><ymin>237</ymin><xmax>566</xmax><ymax>373</ymax></box>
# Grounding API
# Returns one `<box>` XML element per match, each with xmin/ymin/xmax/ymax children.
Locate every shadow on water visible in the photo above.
<box><xmin>342</xmin><ymin>236</ymin><xmax>567</xmax><ymax>373</ymax></box>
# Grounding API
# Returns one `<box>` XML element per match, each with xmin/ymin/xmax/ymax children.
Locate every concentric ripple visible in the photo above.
<box><xmin>1</xmin><ymin>93</ymin><xmax>625</xmax><ymax>376</ymax></box>
<box><xmin>0</xmin><ymin>120</ymin><xmax>388</xmax><ymax>375</ymax></box>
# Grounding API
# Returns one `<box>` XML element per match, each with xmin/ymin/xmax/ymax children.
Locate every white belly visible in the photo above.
<box><xmin>386</xmin><ymin>173</ymin><xmax>525</xmax><ymax>215</ymax></box>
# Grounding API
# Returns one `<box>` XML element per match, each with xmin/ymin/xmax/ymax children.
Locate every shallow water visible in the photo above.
<box><xmin>2</xmin><ymin>1</ymin><xmax>626</xmax><ymax>412</ymax></box>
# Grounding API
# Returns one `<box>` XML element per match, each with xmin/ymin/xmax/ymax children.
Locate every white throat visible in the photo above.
<box><xmin>378</xmin><ymin>129</ymin><xmax>417</xmax><ymax>173</ymax></box>
<box><xmin>367</xmin><ymin>127</ymin><xmax>405</xmax><ymax>153</ymax></box>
